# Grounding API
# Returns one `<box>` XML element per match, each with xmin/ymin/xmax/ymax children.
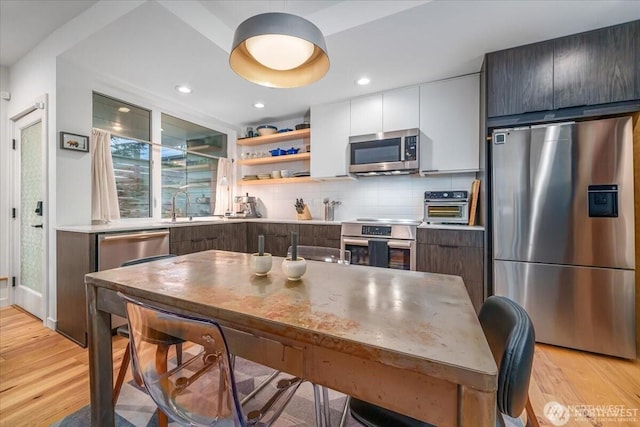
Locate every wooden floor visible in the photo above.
<box><xmin>1</xmin><ymin>305</ymin><xmax>639</xmax><ymax>427</ymax></box>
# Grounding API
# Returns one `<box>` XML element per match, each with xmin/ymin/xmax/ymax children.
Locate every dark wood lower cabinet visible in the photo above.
<box><xmin>416</xmin><ymin>228</ymin><xmax>484</xmax><ymax>312</ymax></box>
<box><xmin>56</xmin><ymin>231</ymin><xmax>97</xmax><ymax>347</ymax></box>
<box><xmin>246</xmin><ymin>223</ymin><xmax>299</xmax><ymax>257</ymax></box>
<box><xmin>170</xmin><ymin>223</ymin><xmax>247</xmax><ymax>255</ymax></box>
<box><xmin>298</xmin><ymin>224</ymin><xmax>341</xmax><ymax>249</ymax></box>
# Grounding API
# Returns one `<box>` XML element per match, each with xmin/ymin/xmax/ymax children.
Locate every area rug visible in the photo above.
<box><xmin>51</xmin><ymin>357</ymin><xmax>360</xmax><ymax>427</ymax></box>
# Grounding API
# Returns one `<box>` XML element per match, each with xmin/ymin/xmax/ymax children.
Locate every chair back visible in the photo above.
<box><xmin>119</xmin><ymin>293</ymin><xmax>246</xmax><ymax>427</ymax></box>
<box><xmin>121</xmin><ymin>254</ymin><xmax>176</xmax><ymax>267</ymax></box>
<box><xmin>478</xmin><ymin>296</ymin><xmax>535</xmax><ymax>418</ymax></box>
<box><xmin>286</xmin><ymin>245</ymin><xmax>351</xmax><ymax>264</ymax></box>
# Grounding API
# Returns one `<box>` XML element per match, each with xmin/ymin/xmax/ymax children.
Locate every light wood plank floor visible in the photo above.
<box><xmin>1</xmin><ymin>305</ymin><xmax>639</xmax><ymax>426</ymax></box>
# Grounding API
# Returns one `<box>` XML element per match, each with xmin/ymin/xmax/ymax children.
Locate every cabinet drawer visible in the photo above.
<box><xmin>417</xmin><ymin>244</ymin><xmax>483</xmax><ymax>284</ymax></box>
<box><xmin>417</xmin><ymin>228</ymin><xmax>483</xmax><ymax>247</ymax></box>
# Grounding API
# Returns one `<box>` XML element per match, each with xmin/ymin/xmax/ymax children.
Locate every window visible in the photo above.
<box><xmin>92</xmin><ymin>94</ymin><xmax>228</xmax><ymax>219</ymax></box>
<box><xmin>92</xmin><ymin>93</ymin><xmax>152</xmax><ymax>218</ymax></box>
<box><xmin>160</xmin><ymin>114</ymin><xmax>227</xmax><ymax>218</ymax></box>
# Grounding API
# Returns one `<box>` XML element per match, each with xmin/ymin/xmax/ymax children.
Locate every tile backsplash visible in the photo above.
<box><xmin>236</xmin><ymin>173</ymin><xmax>477</xmax><ymax>222</ymax></box>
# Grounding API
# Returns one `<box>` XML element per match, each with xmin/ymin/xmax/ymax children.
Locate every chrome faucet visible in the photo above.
<box><xmin>171</xmin><ymin>190</ymin><xmax>191</xmax><ymax>222</ymax></box>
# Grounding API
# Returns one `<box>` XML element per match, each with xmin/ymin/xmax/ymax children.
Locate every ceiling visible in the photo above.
<box><xmin>2</xmin><ymin>1</ymin><xmax>639</xmax><ymax>129</ymax></box>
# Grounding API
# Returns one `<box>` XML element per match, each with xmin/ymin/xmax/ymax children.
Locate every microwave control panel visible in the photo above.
<box><xmin>404</xmin><ymin>136</ymin><xmax>417</xmax><ymax>161</ymax></box>
<box><xmin>404</xmin><ymin>135</ymin><xmax>418</xmax><ymax>161</ymax></box>
<box><xmin>362</xmin><ymin>225</ymin><xmax>392</xmax><ymax>237</ymax></box>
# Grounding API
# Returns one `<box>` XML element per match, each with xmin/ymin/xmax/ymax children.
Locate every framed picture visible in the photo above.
<box><xmin>60</xmin><ymin>132</ymin><xmax>89</xmax><ymax>152</ymax></box>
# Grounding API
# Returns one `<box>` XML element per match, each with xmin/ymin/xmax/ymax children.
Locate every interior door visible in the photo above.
<box><xmin>12</xmin><ymin>106</ymin><xmax>46</xmax><ymax>319</ymax></box>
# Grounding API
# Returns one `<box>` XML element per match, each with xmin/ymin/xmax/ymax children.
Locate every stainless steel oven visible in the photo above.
<box><xmin>424</xmin><ymin>191</ymin><xmax>469</xmax><ymax>224</ymax></box>
<box><xmin>340</xmin><ymin>219</ymin><xmax>419</xmax><ymax>270</ymax></box>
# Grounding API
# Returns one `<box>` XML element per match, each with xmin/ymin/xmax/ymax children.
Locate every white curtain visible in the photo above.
<box><xmin>214</xmin><ymin>158</ymin><xmax>233</xmax><ymax>216</ymax></box>
<box><xmin>91</xmin><ymin>128</ymin><xmax>120</xmax><ymax>223</ymax></box>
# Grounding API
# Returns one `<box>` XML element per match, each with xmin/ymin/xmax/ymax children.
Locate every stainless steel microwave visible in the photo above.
<box><xmin>348</xmin><ymin>128</ymin><xmax>419</xmax><ymax>176</ymax></box>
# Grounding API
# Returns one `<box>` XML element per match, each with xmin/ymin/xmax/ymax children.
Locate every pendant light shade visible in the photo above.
<box><xmin>229</xmin><ymin>13</ymin><xmax>329</xmax><ymax>88</ymax></box>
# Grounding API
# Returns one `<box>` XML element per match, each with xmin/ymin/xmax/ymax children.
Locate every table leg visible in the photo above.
<box><xmin>87</xmin><ymin>284</ymin><xmax>115</xmax><ymax>426</ymax></box>
<box><xmin>459</xmin><ymin>385</ymin><xmax>496</xmax><ymax>427</ymax></box>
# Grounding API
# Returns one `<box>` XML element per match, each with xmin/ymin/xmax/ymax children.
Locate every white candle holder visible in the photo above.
<box><xmin>281</xmin><ymin>257</ymin><xmax>306</xmax><ymax>281</ymax></box>
<box><xmin>250</xmin><ymin>253</ymin><xmax>272</xmax><ymax>276</ymax></box>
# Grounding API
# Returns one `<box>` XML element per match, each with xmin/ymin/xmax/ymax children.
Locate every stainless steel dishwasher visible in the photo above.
<box><xmin>97</xmin><ymin>229</ymin><xmax>170</xmax><ymax>328</ymax></box>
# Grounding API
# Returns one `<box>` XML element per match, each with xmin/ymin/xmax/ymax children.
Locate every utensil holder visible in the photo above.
<box><xmin>296</xmin><ymin>205</ymin><xmax>312</xmax><ymax>220</ymax></box>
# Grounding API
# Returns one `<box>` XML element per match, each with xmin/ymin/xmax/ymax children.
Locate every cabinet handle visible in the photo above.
<box><xmin>438</xmin><ymin>244</ymin><xmax>458</xmax><ymax>249</ymax></box>
<box><xmin>420</xmin><ymin>169</ymin><xmax>439</xmax><ymax>173</ymax></box>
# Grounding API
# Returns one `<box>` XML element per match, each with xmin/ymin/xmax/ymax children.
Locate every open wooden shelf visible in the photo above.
<box><xmin>238</xmin><ymin>152</ymin><xmax>310</xmax><ymax>165</ymax></box>
<box><xmin>238</xmin><ymin>176</ymin><xmax>312</xmax><ymax>185</ymax></box>
<box><xmin>237</xmin><ymin>128</ymin><xmax>310</xmax><ymax>146</ymax></box>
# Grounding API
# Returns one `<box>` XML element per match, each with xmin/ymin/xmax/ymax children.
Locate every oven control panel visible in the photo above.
<box><xmin>424</xmin><ymin>190</ymin><xmax>468</xmax><ymax>201</ymax></box>
<box><xmin>361</xmin><ymin>225</ymin><xmax>392</xmax><ymax>236</ymax></box>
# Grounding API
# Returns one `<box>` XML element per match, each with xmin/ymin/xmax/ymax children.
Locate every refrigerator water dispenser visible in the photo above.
<box><xmin>588</xmin><ymin>184</ymin><xmax>618</xmax><ymax>217</ymax></box>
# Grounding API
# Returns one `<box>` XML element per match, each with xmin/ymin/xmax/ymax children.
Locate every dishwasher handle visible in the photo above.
<box><xmin>100</xmin><ymin>230</ymin><xmax>170</xmax><ymax>242</ymax></box>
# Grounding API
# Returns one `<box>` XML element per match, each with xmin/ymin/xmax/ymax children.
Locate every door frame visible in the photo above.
<box><xmin>10</xmin><ymin>95</ymin><xmax>48</xmax><ymax>322</ymax></box>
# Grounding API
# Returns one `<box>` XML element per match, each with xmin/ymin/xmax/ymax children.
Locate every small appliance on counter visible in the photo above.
<box><xmin>423</xmin><ymin>191</ymin><xmax>469</xmax><ymax>224</ymax></box>
<box><xmin>234</xmin><ymin>193</ymin><xmax>261</xmax><ymax>218</ymax></box>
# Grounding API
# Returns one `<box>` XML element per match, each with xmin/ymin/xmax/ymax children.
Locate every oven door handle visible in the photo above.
<box><xmin>342</xmin><ymin>237</ymin><xmax>369</xmax><ymax>246</ymax></box>
<box><xmin>342</xmin><ymin>237</ymin><xmax>413</xmax><ymax>249</ymax></box>
<box><xmin>387</xmin><ymin>240</ymin><xmax>413</xmax><ymax>249</ymax></box>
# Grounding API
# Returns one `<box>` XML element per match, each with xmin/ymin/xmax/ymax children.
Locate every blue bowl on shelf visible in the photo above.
<box><xmin>269</xmin><ymin>148</ymin><xmax>286</xmax><ymax>156</ymax></box>
<box><xmin>286</xmin><ymin>147</ymin><xmax>300</xmax><ymax>155</ymax></box>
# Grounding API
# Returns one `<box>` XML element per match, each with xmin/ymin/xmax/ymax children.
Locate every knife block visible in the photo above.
<box><xmin>296</xmin><ymin>205</ymin><xmax>312</xmax><ymax>220</ymax></box>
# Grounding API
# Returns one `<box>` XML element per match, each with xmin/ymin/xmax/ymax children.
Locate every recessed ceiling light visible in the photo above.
<box><xmin>175</xmin><ymin>85</ymin><xmax>192</xmax><ymax>94</ymax></box>
<box><xmin>254</xmin><ymin>102</ymin><xmax>265</xmax><ymax>109</ymax></box>
<box><xmin>356</xmin><ymin>77</ymin><xmax>371</xmax><ymax>85</ymax></box>
<box><xmin>118</xmin><ymin>107</ymin><xmax>130</xmax><ymax>113</ymax></box>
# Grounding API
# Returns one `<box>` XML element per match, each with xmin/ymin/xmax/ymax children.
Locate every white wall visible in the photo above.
<box><xmin>56</xmin><ymin>57</ymin><xmax>240</xmax><ymax>226</ymax></box>
<box><xmin>240</xmin><ymin>173</ymin><xmax>476</xmax><ymax>221</ymax></box>
<box><xmin>0</xmin><ymin>66</ymin><xmax>10</xmax><ymax>305</ymax></box>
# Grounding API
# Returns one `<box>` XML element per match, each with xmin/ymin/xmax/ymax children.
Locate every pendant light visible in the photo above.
<box><xmin>229</xmin><ymin>12</ymin><xmax>329</xmax><ymax>88</ymax></box>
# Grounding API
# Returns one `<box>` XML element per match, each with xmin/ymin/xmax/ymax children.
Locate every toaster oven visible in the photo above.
<box><xmin>424</xmin><ymin>191</ymin><xmax>469</xmax><ymax>224</ymax></box>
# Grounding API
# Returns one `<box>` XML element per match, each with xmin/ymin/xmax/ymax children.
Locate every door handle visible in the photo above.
<box><xmin>31</xmin><ymin>224</ymin><xmax>43</xmax><ymax>228</ymax></box>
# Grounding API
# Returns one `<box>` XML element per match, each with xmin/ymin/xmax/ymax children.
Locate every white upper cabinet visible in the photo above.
<box><xmin>419</xmin><ymin>74</ymin><xmax>480</xmax><ymax>173</ymax></box>
<box><xmin>350</xmin><ymin>94</ymin><xmax>382</xmax><ymax>136</ymax></box>
<box><xmin>350</xmin><ymin>87</ymin><xmax>420</xmax><ymax>136</ymax></box>
<box><xmin>311</xmin><ymin>100</ymin><xmax>352</xmax><ymax>179</ymax></box>
<box><xmin>382</xmin><ymin>86</ymin><xmax>420</xmax><ymax>132</ymax></box>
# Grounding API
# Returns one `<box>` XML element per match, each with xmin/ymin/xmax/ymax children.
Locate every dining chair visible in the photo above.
<box><xmin>286</xmin><ymin>245</ymin><xmax>351</xmax><ymax>265</ymax></box>
<box><xmin>118</xmin><ymin>292</ymin><xmax>303</xmax><ymax>426</ymax></box>
<box><xmin>345</xmin><ymin>296</ymin><xmax>537</xmax><ymax>427</ymax></box>
<box><xmin>112</xmin><ymin>254</ymin><xmax>183</xmax><ymax>418</ymax></box>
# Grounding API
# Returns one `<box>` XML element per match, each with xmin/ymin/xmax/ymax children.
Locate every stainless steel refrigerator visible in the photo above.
<box><xmin>491</xmin><ymin>116</ymin><xmax>636</xmax><ymax>359</ymax></box>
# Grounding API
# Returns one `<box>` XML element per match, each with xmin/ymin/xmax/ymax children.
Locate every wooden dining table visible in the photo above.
<box><xmin>84</xmin><ymin>250</ymin><xmax>497</xmax><ymax>426</ymax></box>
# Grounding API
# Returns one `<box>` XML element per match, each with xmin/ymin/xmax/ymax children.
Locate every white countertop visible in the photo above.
<box><xmin>57</xmin><ymin>218</ymin><xmax>484</xmax><ymax>234</ymax></box>
<box><xmin>56</xmin><ymin>217</ymin><xmax>343</xmax><ymax>233</ymax></box>
<box><xmin>418</xmin><ymin>222</ymin><xmax>485</xmax><ymax>231</ymax></box>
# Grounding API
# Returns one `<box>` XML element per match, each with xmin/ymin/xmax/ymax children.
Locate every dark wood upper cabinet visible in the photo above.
<box><xmin>487</xmin><ymin>40</ymin><xmax>554</xmax><ymax>117</ymax></box>
<box><xmin>487</xmin><ymin>20</ymin><xmax>639</xmax><ymax>118</ymax></box>
<box><xmin>554</xmin><ymin>21</ymin><xmax>638</xmax><ymax>109</ymax></box>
